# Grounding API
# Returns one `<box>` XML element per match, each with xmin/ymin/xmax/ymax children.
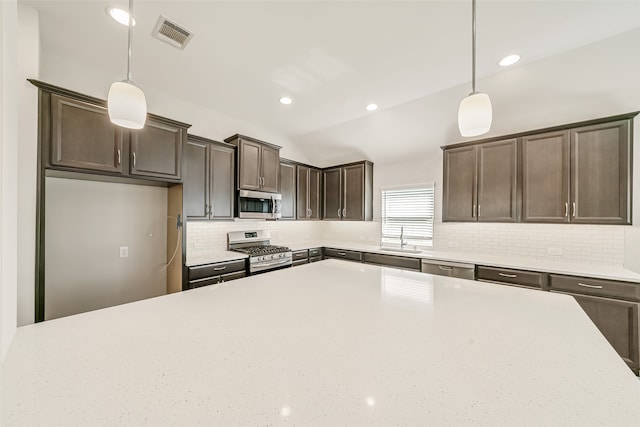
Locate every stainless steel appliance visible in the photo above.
<box><xmin>421</xmin><ymin>259</ymin><xmax>475</xmax><ymax>280</ymax></box>
<box><xmin>228</xmin><ymin>230</ymin><xmax>292</xmax><ymax>274</ymax></box>
<box><xmin>237</xmin><ymin>190</ymin><xmax>282</xmax><ymax>219</ymax></box>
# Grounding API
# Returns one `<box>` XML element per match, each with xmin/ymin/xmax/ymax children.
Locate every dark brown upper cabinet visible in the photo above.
<box><xmin>443</xmin><ymin>139</ymin><xmax>517</xmax><ymax>222</ymax></box>
<box><xmin>297</xmin><ymin>165</ymin><xmax>321</xmax><ymax>220</ymax></box>
<box><xmin>521</xmin><ymin>131</ymin><xmax>570</xmax><ymax>222</ymax></box>
<box><xmin>49</xmin><ymin>94</ymin><xmax>124</xmax><ymax>174</ymax></box>
<box><xmin>224</xmin><ymin>135</ymin><xmax>281</xmax><ymax>193</ymax></box>
<box><xmin>184</xmin><ymin>135</ymin><xmax>235</xmax><ymax>220</ymax></box>
<box><xmin>571</xmin><ymin>120</ymin><xmax>630</xmax><ymax>224</ymax></box>
<box><xmin>322</xmin><ymin>161</ymin><xmax>373</xmax><ymax>221</ymax></box>
<box><xmin>279</xmin><ymin>160</ymin><xmax>297</xmax><ymax>220</ymax></box>
<box><xmin>34</xmin><ymin>80</ymin><xmax>190</xmax><ymax>184</ymax></box>
<box><xmin>443</xmin><ymin>113</ymin><xmax>635</xmax><ymax>225</ymax></box>
<box><xmin>129</xmin><ymin>118</ymin><xmax>184</xmax><ymax>181</ymax></box>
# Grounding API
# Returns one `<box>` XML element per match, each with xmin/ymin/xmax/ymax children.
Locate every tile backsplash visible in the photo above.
<box><xmin>186</xmin><ymin>220</ymin><xmax>323</xmax><ymax>257</ymax></box>
<box><xmin>188</xmin><ymin>220</ymin><xmax>627</xmax><ymax>266</ymax></box>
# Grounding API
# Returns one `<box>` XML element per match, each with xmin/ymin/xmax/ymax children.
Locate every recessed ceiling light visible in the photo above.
<box><xmin>365</xmin><ymin>103</ymin><xmax>378</xmax><ymax>111</ymax></box>
<box><xmin>106</xmin><ymin>7</ymin><xmax>136</xmax><ymax>26</ymax></box>
<box><xmin>279</xmin><ymin>97</ymin><xmax>292</xmax><ymax>105</ymax></box>
<box><xmin>499</xmin><ymin>54</ymin><xmax>520</xmax><ymax>67</ymax></box>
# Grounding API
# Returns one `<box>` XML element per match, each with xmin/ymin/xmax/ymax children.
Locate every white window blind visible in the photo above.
<box><xmin>381</xmin><ymin>183</ymin><xmax>434</xmax><ymax>248</ymax></box>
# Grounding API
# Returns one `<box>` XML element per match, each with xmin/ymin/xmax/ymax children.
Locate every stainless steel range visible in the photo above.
<box><xmin>228</xmin><ymin>230</ymin><xmax>292</xmax><ymax>274</ymax></box>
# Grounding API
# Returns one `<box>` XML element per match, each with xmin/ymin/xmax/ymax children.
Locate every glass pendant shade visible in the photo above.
<box><xmin>108</xmin><ymin>81</ymin><xmax>147</xmax><ymax>129</ymax></box>
<box><xmin>458</xmin><ymin>92</ymin><xmax>492</xmax><ymax>137</ymax></box>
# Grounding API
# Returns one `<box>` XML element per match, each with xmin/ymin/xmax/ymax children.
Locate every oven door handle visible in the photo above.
<box><xmin>253</xmin><ymin>258</ymin><xmax>291</xmax><ymax>269</ymax></box>
<box><xmin>271</xmin><ymin>196</ymin><xmax>275</xmax><ymax>217</ymax></box>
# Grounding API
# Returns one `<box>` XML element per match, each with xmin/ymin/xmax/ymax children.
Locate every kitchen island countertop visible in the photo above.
<box><xmin>2</xmin><ymin>260</ymin><xmax>639</xmax><ymax>426</ymax></box>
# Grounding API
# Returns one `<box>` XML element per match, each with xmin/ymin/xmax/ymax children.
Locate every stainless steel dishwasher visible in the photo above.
<box><xmin>421</xmin><ymin>259</ymin><xmax>475</xmax><ymax>280</ymax></box>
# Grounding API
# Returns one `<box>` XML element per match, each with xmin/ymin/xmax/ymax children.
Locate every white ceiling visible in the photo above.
<box><xmin>22</xmin><ymin>0</ymin><xmax>640</xmax><ymax>165</ymax></box>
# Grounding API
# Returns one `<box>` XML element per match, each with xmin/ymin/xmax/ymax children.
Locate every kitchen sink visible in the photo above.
<box><xmin>378</xmin><ymin>247</ymin><xmax>423</xmax><ymax>254</ymax></box>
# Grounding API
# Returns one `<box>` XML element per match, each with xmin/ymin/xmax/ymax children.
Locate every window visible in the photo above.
<box><xmin>381</xmin><ymin>183</ymin><xmax>435</xmax><ymax>248</ymax></box>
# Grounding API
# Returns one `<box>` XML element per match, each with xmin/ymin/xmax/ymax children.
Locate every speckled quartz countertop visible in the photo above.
<box><xmin>2</xmin><ymin>260</ymin><xmax>639</xmax><ymax>426</ymax></box>
<box><xmin>285</xmin><ymin>240</ymin><xmax>640</xmax><ymax>283</ymax></box>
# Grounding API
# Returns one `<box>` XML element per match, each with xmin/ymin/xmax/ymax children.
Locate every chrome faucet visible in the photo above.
<box><xmin>400</xmin><ymin>226</ymin><xmax>405</xmax><ymax>249</ymax></box>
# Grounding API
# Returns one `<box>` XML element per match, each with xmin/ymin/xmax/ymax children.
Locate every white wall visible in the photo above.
<box><xmin>1</xmin><ymin>0</ymin><xmax>19</xmax><ymax>361</ymax></box>
<box><xmin>44</xmin><ymin>178</ymin><xmax>168</xmax><ymax>320</ymax></box>
<box><xmin>17</xmin><ymin>3</ymin><xmax>39</xmax><ymax>326</ymax></box>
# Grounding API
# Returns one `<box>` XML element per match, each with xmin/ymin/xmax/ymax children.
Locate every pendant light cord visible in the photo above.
<box><xmin>127</xmin><ymin>0</ymin><xmax>133</xmax><ymax>82</ymax></box>
<box><xmin>471</xmin><ymin>0</ymin><xmax>476</xmax><ymax>94</ymax></box>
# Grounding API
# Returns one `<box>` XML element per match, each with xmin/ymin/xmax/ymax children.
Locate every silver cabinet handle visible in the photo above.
<box><xmin>477</xmin><ymin>204</ymin><xmax>481</xmax><ymax>217</ymax></box>
<box><xmin>116</xmin><ymin>148</ymin><xmax>121</xmax><ymax>165</ymax></box>
<box><xmin>213</xmin><ymin>266</ymin><xmax>227</xmax><ymax>271</ymax></box>
<box><xmin>578</xmin><ymin>282</ymin><xmax>603</xmax><ymax>289</ymax></box>
<box><xmin>472</xmin><ymin>204</ymin><xmax>476</xmax><ymax>218</ymax></box>
<box><xmin>204</xmin><ymin>204</ymin><xmax>208</xmax><ymax>215</ymax></box>
<box><xmin>337</xmin><ymin>252</ymin><xmax>346</xmax><ymax>256</ymax></box>
<box><xmin>564</xmin><ymin>202</ymin><xmax>568</xmax><ymax>217</ymax></box>
<box><xmin>499</xmin><ymin>273</ymin><xmax>517</xmax><ymax>278</ymax></box>
<box><xmin>572</xmin><ymin>202</ymin><xmax>576</xmax><ymax>218</ymax></box>
<box><xmin>342</xmin><ymin>208</ymin><xmax>346</xmax><ymax>217</ymax></box>
<box><xmin>209</xmin><ymin>204</ymin><xmax>213</xmax><ymax>216</ymax></box>
<box><xmin>338</xmin><ymin>208</ymin><xmax>341</xmax><ymax>217</ymax></box>
<box><xmin>438</xmin><ymin>265</ymin><xmax>454</xmax><ymax>271</ymax></box>
<box><xmin>132</xmin><ymin>152</ymin><xmax>136</xmax><ymax>167</ymax></box>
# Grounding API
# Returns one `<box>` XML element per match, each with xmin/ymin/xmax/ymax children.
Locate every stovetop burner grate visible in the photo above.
<box><xmin>232</xmin><ymin>245</ymin><xmax>291</xmax><ymax>256</ymax></box>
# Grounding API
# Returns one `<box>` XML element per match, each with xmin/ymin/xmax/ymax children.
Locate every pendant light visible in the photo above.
<box><xmin>108</xmin><ymin>0</ymin><xmax>147</xmax><ymax>129</ymax></box>
<box><xmin>458</xmin><ymin>0</ymin><xmax>492</xmax><ymax>137</ymax></box>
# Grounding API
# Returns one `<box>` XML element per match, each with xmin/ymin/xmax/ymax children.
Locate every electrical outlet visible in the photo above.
<box><xmin>119</xmin><ymin>246</ymin><xmax>129</xmax><ymax>258</ymax></box>
<box><xmin>547</xmin><ymin>247</ymin><xmax>562</xmax><ymax>256</ymax></box>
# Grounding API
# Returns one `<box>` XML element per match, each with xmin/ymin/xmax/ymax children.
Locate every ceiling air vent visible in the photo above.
<box><xmin>152</xmin><ymin>15</ymin><xmax>194</xmax><ymax>50</ymax></box>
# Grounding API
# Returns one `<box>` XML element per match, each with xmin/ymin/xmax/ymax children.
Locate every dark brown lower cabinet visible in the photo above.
<box><xmin>476</xmin><ymin>266</ymin><xmax>545</xmax><ymax>289</ymax></box>
<box><xmin>323</xmin><ymin>248</ymin><xmax>362</xmax><ymax>262</ymax></box>
<box><xmin>564</xmin><ymin>293</ymin><xmax>639</xmax><ymax>374</ymax></box>
<box><xmin>292</xmin><ymin>250</ymin><xmax>308</xmax><ymax>267</ymax></box>
<box><xmin>187</xmin><ymin>259</ymin><xmax>247</xmax><ymax>290</ymax></box>
<box><xmin>363</xmin><ymin>253</ymin><xmax>420</xmax><ymax>271</ymax></box>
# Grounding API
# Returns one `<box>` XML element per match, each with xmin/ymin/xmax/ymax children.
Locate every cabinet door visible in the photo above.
<box><xmin>477</xmin><ymin>139</ymin><xmax>517</xmax><ymax>222</ymax></box>
<box><xmin>443</xmin><ymin>146</ymin><xmax>477</xmax><ymax>221</ymax></box>
<box><xmin>570</xmin><ymin>120</ymin><xmax>631</xmax><ymax>224</ymax></box>
<box><xmin>521</xmin><ymin>131</ymin><xmax>570</xmax><ymax>222</ymax></box>
<box><xmin>210</xmin><ymin>144</ymin><xmax>235</xmax><ymax>219</ymax></box>
<box><xmin>308</xmin><ymin>168</ymin><xmax>322</xmax><ymax>220</ymax></box>
<box><xmin>343</xmin><ymin>164</ymin><xmax>365</xmax><ymax>220</ymax></box>
<box><xmin>260</xmin><ymin>145</ymin><xmax>280</xmax><ymax>193</ymax></box>
<box><xmin>297</xmin><ymin>166</ymin><xmax>309</xmax><ymax>219</ymax></box>
<box><xmin>571</xmin><ymin>294</ymin><xmax>639</xmax><ymax>373</ymax></box>
<box><xmin>184</xmin><ymin>139</ymin><xmax>210</xmax><ymax>219</ymax></box>
<box><xmin>238</xmin><ymin>139</ymin><xmax>262</xmax><ymax>190</ymax></box>
<box><xmin>50</xmin><ymin>94</ymin><xmax>124</xmax><ymax>173</ymax></box>
<box><xmin>323</xmin><ymin>168</ymin><xmax>342</xmax><ymax>220</ymax></box>
<box><xmin>130</xmin><ymin>119</ymin><xmax>183</xmax><ymax>180</ymax></box>
<box><xmin>279</xmin><ymin>161</ymin><xmax>296</xmax><ymax>220</ymax></box>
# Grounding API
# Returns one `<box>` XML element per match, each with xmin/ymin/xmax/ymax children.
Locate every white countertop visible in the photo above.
<box><xmin>185</xmin><ymin>249</ymin><xmax>247</xmax><ymax>266</ymax></box>
<box><xmin>3</xmin><ymin>260</ymin><xmax>639</xmax><ymax>426</ymax></box>
<box><xmin>286</xmin><ymin>240</ymin><xmax>640</xmax><ymax>283</ymax></box>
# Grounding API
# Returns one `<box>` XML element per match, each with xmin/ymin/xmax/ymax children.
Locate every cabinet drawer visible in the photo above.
<box><xmin>308</xmin><ymin>248</ymin><xmax>322</xmax><ymax>258</ymax></box>
<box><xmin>188</xmin><ymin>259</ymin><xmax>247</xmax><ymax>281</ymax></box>
<box><xmin>323</xmin><ymin>248</ymin><xmax>362</xmax><ymax>262</ymax></box>
<box><xmin>189</xmin><ymin>276</ymin><xmax>220</xmax><ymax>289</ymax></box>
<box><xmin>363</xmin><ymin>253</ymin><xmax>420</xmax><ymax>271</ymax></box>
<box><xmin>477</xmin><ymin>266</ymin><xmax>545</xmax><ymax>288</ymax></box>
<box><xmin>309</xmin><ymin>256</ymin><xmax>322</xmax><ymax>263</ymax></box>
<box><xmin>292</xmin><ymin>259</ymin><xmax>308</xmax><ymax>267</ymax></box>
<box><xmin>220</xmin><ymin>271</ymin><xmax>246</xmax><ymax>283</ymax></box>
<box><xmin>549</xmin><ymin>274</ymin><xmax>640</xmax><ymax>302</ymax></box>
<box><xmin>292</xmin><ymin>250</ymin><xmax>308</xmax><ymax>261</ymax></box>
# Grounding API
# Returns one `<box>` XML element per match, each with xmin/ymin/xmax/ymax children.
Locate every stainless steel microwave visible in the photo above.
<box><xmin>238</xmin><ymin>190</ymin><xmax>282</xmax><ymax>219</ymax></box>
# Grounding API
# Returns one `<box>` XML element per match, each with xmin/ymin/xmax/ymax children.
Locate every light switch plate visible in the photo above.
<box><xmin>119</xmin><ymin>246</ymin><xmax>129</xmax><ymax>258</ymax></box>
